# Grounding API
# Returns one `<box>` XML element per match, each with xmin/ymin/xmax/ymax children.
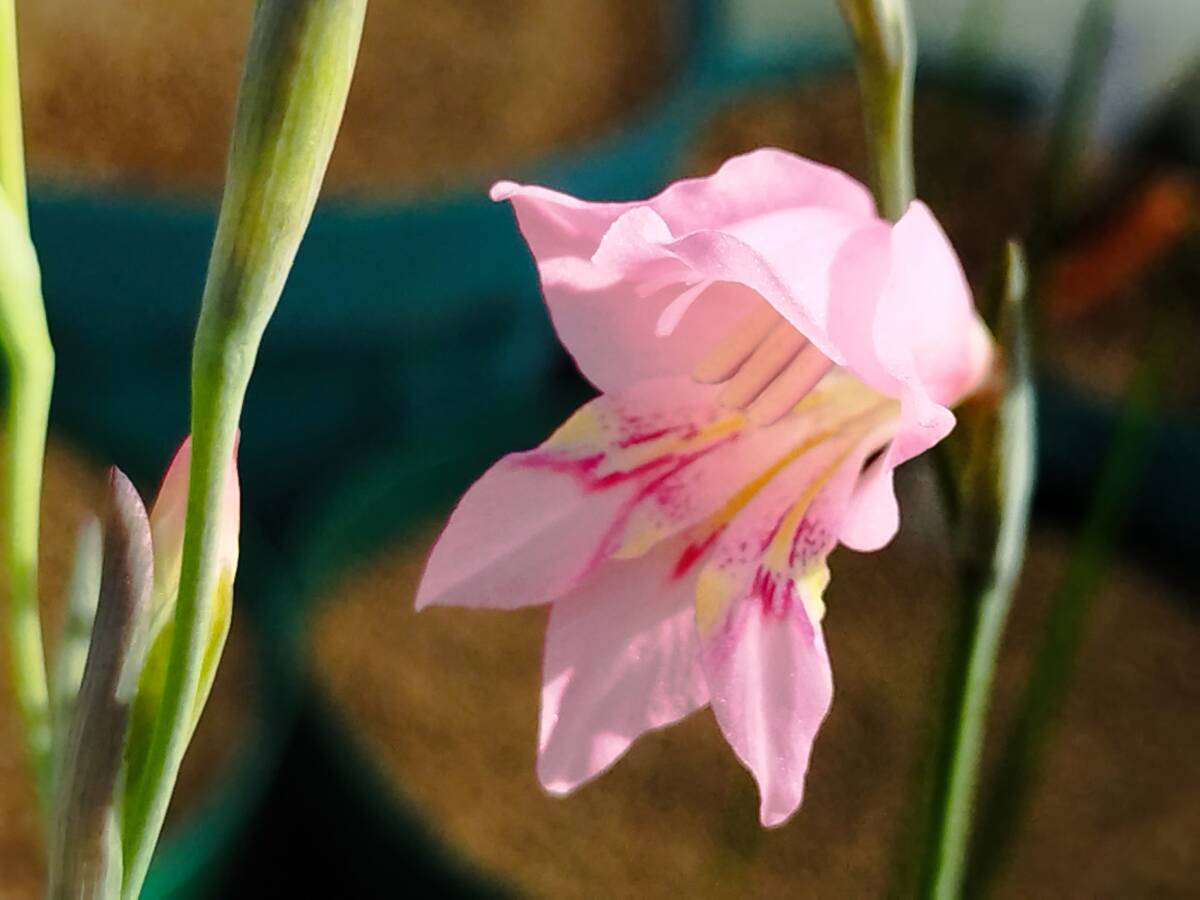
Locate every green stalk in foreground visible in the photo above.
<box><xmin>0</xmin><ymin>0</ymin><xmax>28</xmax><ymax>225</ymax></box>
<box><xmin>0</xmin><ymin>0</ymin><xmax>53</xmax><ymax>812</ymax></box>
<box><xmin>0</xmin><ymin>197</ymin><xmax>54</xmax><ymax>813</ymax></box>
<box><xmin>120</xmin><ymin>3</ymin><xmax>367</xmax><ymax>895</ymax></box>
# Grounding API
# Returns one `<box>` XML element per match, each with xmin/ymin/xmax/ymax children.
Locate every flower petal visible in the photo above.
<box><xmin>493</xmin><ymin>149</ymin><xmax>876</xmax><ymax>392</ymax></box>
<box><xmin>837</xmin><ymin>452</ymin><xmax>900</xmax><ymax>552</ymax></box>
<box><xmin>612</xmin><ymin>372</ymin><xmax>892</xmax><ymax>561</ymax></box>
<box><xmin>696</xmin><ymin>427</ymin><xmax>876</xmax><ymax>827</ymax></box>
<box><xmin>703</xmin><ymin>594</ymin><xmax>833</xmax><ymax>827</ymax></box>
<box><xmin>538</xmin><ymin>538</ymin><xmax>708</xmax><ymax>794</ymax></box>
<box><xmin>416</xmin><ymin>378</ymin><xmax>736</xmax><ymax>611</ymax></box>
<box><xmin>886</xmin><ymin>202</ymin><xmax>994</xmax><ymax>407</ymax></box>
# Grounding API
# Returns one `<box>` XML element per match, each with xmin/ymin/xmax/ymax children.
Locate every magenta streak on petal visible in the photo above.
<box><xmin>515</xmin><ymin>449</ymin><xmax>677</xmax><ymax>493</ymax></box>
<box><xmin>788</xmin><ymin>517</ymin><xmax>828</xmax><ymax>569</ymax></box>
<box><xmin>671</xmin><ymin>527</ymin><xmax>725</xmax><ymax>581</ymax></box>
<box><xmin>616</xmin><ymin>427</ymin><xmax>675</xmax><ymax>449</ymax></box>
<box><xmin>588</xmin><ymin>431</ymin><xmax>741</xmax><ymax>574</ymax></box>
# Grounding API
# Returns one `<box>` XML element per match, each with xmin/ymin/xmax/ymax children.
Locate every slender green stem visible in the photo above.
<box><xmin>0</xmin><ymin>0</ymin><xmax>27</xmax><ymax>225</ymax></box>
<box><xmin>1</xmin><ymin>313</ymin><xmax>53</xmax><ymax>806</ymax></box>
<box><xmin>965</xmin><ymin>306</ymin><xmax>1177</xmax><ymax>896</ymax></box>
<box><xmin>119</xmin><ymin>3</ymin><xmax>366</xmax><ymax>895</ymax></box>
<box><xmin>0</xmin><ymin>0</ymin><xmax>51</xmax><ymax>817</ymax></box>
<box><xmin>918</xmin><ymin>247</ymin><xmax>1035</xmax><ymax>899</ymax></box>
<box><xmin>838</xmin><ymin>0</ymin><xmax>916</xmax><ymax>221</ymax></box>
<box><xmin>0</xmin><ymin>200</ymin><xmax>53</xmax><ymax>820</ymax></box>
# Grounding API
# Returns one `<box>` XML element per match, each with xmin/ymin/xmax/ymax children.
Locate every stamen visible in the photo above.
<box><xmin>745</xmin><ymin>345</ymin><xmax>835</xmax><ymax>426</ymax></box>
<box><xmin>691</xmin><ymin>304</ymin><xmax>782</xmax><ymax>384</ymax></box>
<box><xmin>717</xmin><ymin>321</ymin><xmax>809</xmax><ymax>409</ymax></box>
<box><xmin>656</xmin><ymin>278</ymin><xmax>716</xmax><ymax>337</ymax></box>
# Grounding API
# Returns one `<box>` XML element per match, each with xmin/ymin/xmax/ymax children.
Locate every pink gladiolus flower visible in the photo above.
<box><xmin>417</xmin><ymin>149</ymin><xmax>992</xmax><ymax>827</ymax></box>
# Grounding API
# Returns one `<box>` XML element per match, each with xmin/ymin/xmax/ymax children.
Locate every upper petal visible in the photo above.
<box><xmin>885</xmin><ymin>202</ymin><xmax>994</xmax><ymax>408</ymax></box>
<box><xmin>492</xmin><ymin>149</ymin><xmax>876</xmax><ymax>391</ymax></box>
<box><xmin>538</xmin><ymin>537</ymin><xmax>709</xmax><ymax>794</ymax></box>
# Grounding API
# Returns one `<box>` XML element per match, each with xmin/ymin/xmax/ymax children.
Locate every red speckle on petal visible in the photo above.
<box><xmin>671</xmin><ymin>526</ymin><xmax>724</xmax><ymax>580</ymax></box>
<box><xmin>517</xmin><ymin>450</ymin><xmax>676</xmax><ymax>493</ymax></box>
<box><xmin>616</xmin><ymin>427</ymin><xmax>675</xmax><ymax>449</ymax></box>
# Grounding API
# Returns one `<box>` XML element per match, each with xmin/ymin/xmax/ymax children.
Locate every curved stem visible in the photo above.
<box><xmin>2</xmin><ymin>314</ymin><xmax>54</xmax><ymax>811</ymax></box>
<box><xmin>118</xmin><ymin>3</ymin><xmax>366</xmax><ymax>894</ymax></box>
<box><xmin>0</xmin><ymin>0</ymin><xmax>51</xmax><ymax>815</ymax></box>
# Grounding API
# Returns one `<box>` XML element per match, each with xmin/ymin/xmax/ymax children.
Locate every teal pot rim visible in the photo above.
<box><xmin>140</xmin><ymin>530</ymin><xmax>299</xmax><ymax>899</ymax></box>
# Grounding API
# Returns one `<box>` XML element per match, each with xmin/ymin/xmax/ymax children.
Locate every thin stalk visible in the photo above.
<box><xmin>119</xmin><ymin>3</ymin><xmax>366</xmax><ymax>895</ymax></box>
<box><xmin>837</xmin><ymin>0</ymin><xmax>916</xmax><ymax>221</ymax></box>
<box><xmin>1</xmin><ymin>314</ymin><xmax>53</xmax><ymax>806</ymax></box>
<box><xmin>0</xmin><ymin>199</ymin><xmax>53</xmax><ymax>816</ymax></box>
<box><xmin>0</xmin><ymin>0</ymin><xmax>51</xmax><ymax>816</ymax></box>
<box><xmin>918</xmin><ymin>247</ymin><xmax>1035</xmax><ymax>899</ymax></box>
<box><xmin>965</xmin><ymin>307</ymin><xmax>1177</xmax><ymax>896</ymax></box>
<box><xmin>0</xmin><ymin>0</ymin><xmax>27</xmax><ymax>223</ymax></box>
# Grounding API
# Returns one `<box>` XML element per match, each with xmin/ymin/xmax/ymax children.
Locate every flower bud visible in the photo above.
<box><xmin>49</xmin><ymin>469</ymin><xmax>154</xmax><ymax>898</ymax></box>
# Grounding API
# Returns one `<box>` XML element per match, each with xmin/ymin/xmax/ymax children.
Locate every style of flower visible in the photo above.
<box><xmin>416</xmin><ymin>149</ymin><xmax>992</xmax><ymax>826</ymax></box>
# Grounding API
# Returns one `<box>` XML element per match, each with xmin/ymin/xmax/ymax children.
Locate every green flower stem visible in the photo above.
<box><xmin>919</xmin><ymin>250</ymin><xmax>1035</xmax><ymax>900</ymax></box>
<box><xmin>837</xmin><ymin>0</ymin><xmax>916</xmax><ymax>222</ymax></box>
<box><xmin>965</xmin><ymin>304</ymin><xmax>1178</xmax><ymax>897</ymax></box>
<box><xmin>0</xmin><ymin>0</ymin><xmax>27</xmax><ymax>224</ymax></box>
<box><xmin>118</xmin><ymin>3</ymin><xmax>366</xmax><ymax>896</ymax></box>
<box><xmin>0</xmin><ymin>203</ymin><xmax>54</xmax><ymax>816</ymax></box>
<box><xmin>0</xmin><ymin>0</ymin><xmax>52</xmax><ymax>817</ymax></box>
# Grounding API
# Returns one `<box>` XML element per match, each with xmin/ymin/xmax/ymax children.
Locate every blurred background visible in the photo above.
<box><xmin>1</xmin><ymin>0</ymin><xmax>1197</xmax><ymax>897</ymax></box>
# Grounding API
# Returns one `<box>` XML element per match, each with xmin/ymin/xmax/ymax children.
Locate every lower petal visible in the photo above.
<box><xmin>695</xmin><ymin>428</ymin><xmax>875</xmax><ymax>827</ymax></box>
<box><xmin>538</xmin><ymin>539</ymin><xmax>708</xmax><ymax>794</ymax></box>
<box><xmin>703</xmin><ymin>599</ymin><xmax>833</xmax><ymax>827</ymax></box>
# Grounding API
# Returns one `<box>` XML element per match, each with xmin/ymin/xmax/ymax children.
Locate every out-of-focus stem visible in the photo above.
<box><xmin>965</xmin><ymin>303</ymin><xmax>1177</xmax><ymax>896</ymax></box>
<box><xmin>918</xmin><ymin>245</ymin><xmax>1035</xmax><ymax>900</ymax></box>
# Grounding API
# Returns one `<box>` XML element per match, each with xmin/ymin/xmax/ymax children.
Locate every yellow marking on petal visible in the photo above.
<box><xmin>696</xmin><ymin>566</ymin><xmax>739</xmax><ymax>637</ymax></box>
<box><xmin>797</xmin><ymin>562</ymin><xmax>830</xmax><ymax>624</ymax></box>
<box><xmin>763</xmin><ymin>449</ymin><xmax>851</xmax><ymax>570</ymax></box>
<box><xmin>547</xmin><ymin>404</ymin><xmax>607</xmax><ymax>447</ymax></box>
<box><xmin>690</xmin><ymin>400</ymin><xmax>895</xmax><ymax>636</ymax></box>
<box><xmin>612</xmin><ymin>521</ymin><xmax>666</xmax><ymax>560</ymax></box>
